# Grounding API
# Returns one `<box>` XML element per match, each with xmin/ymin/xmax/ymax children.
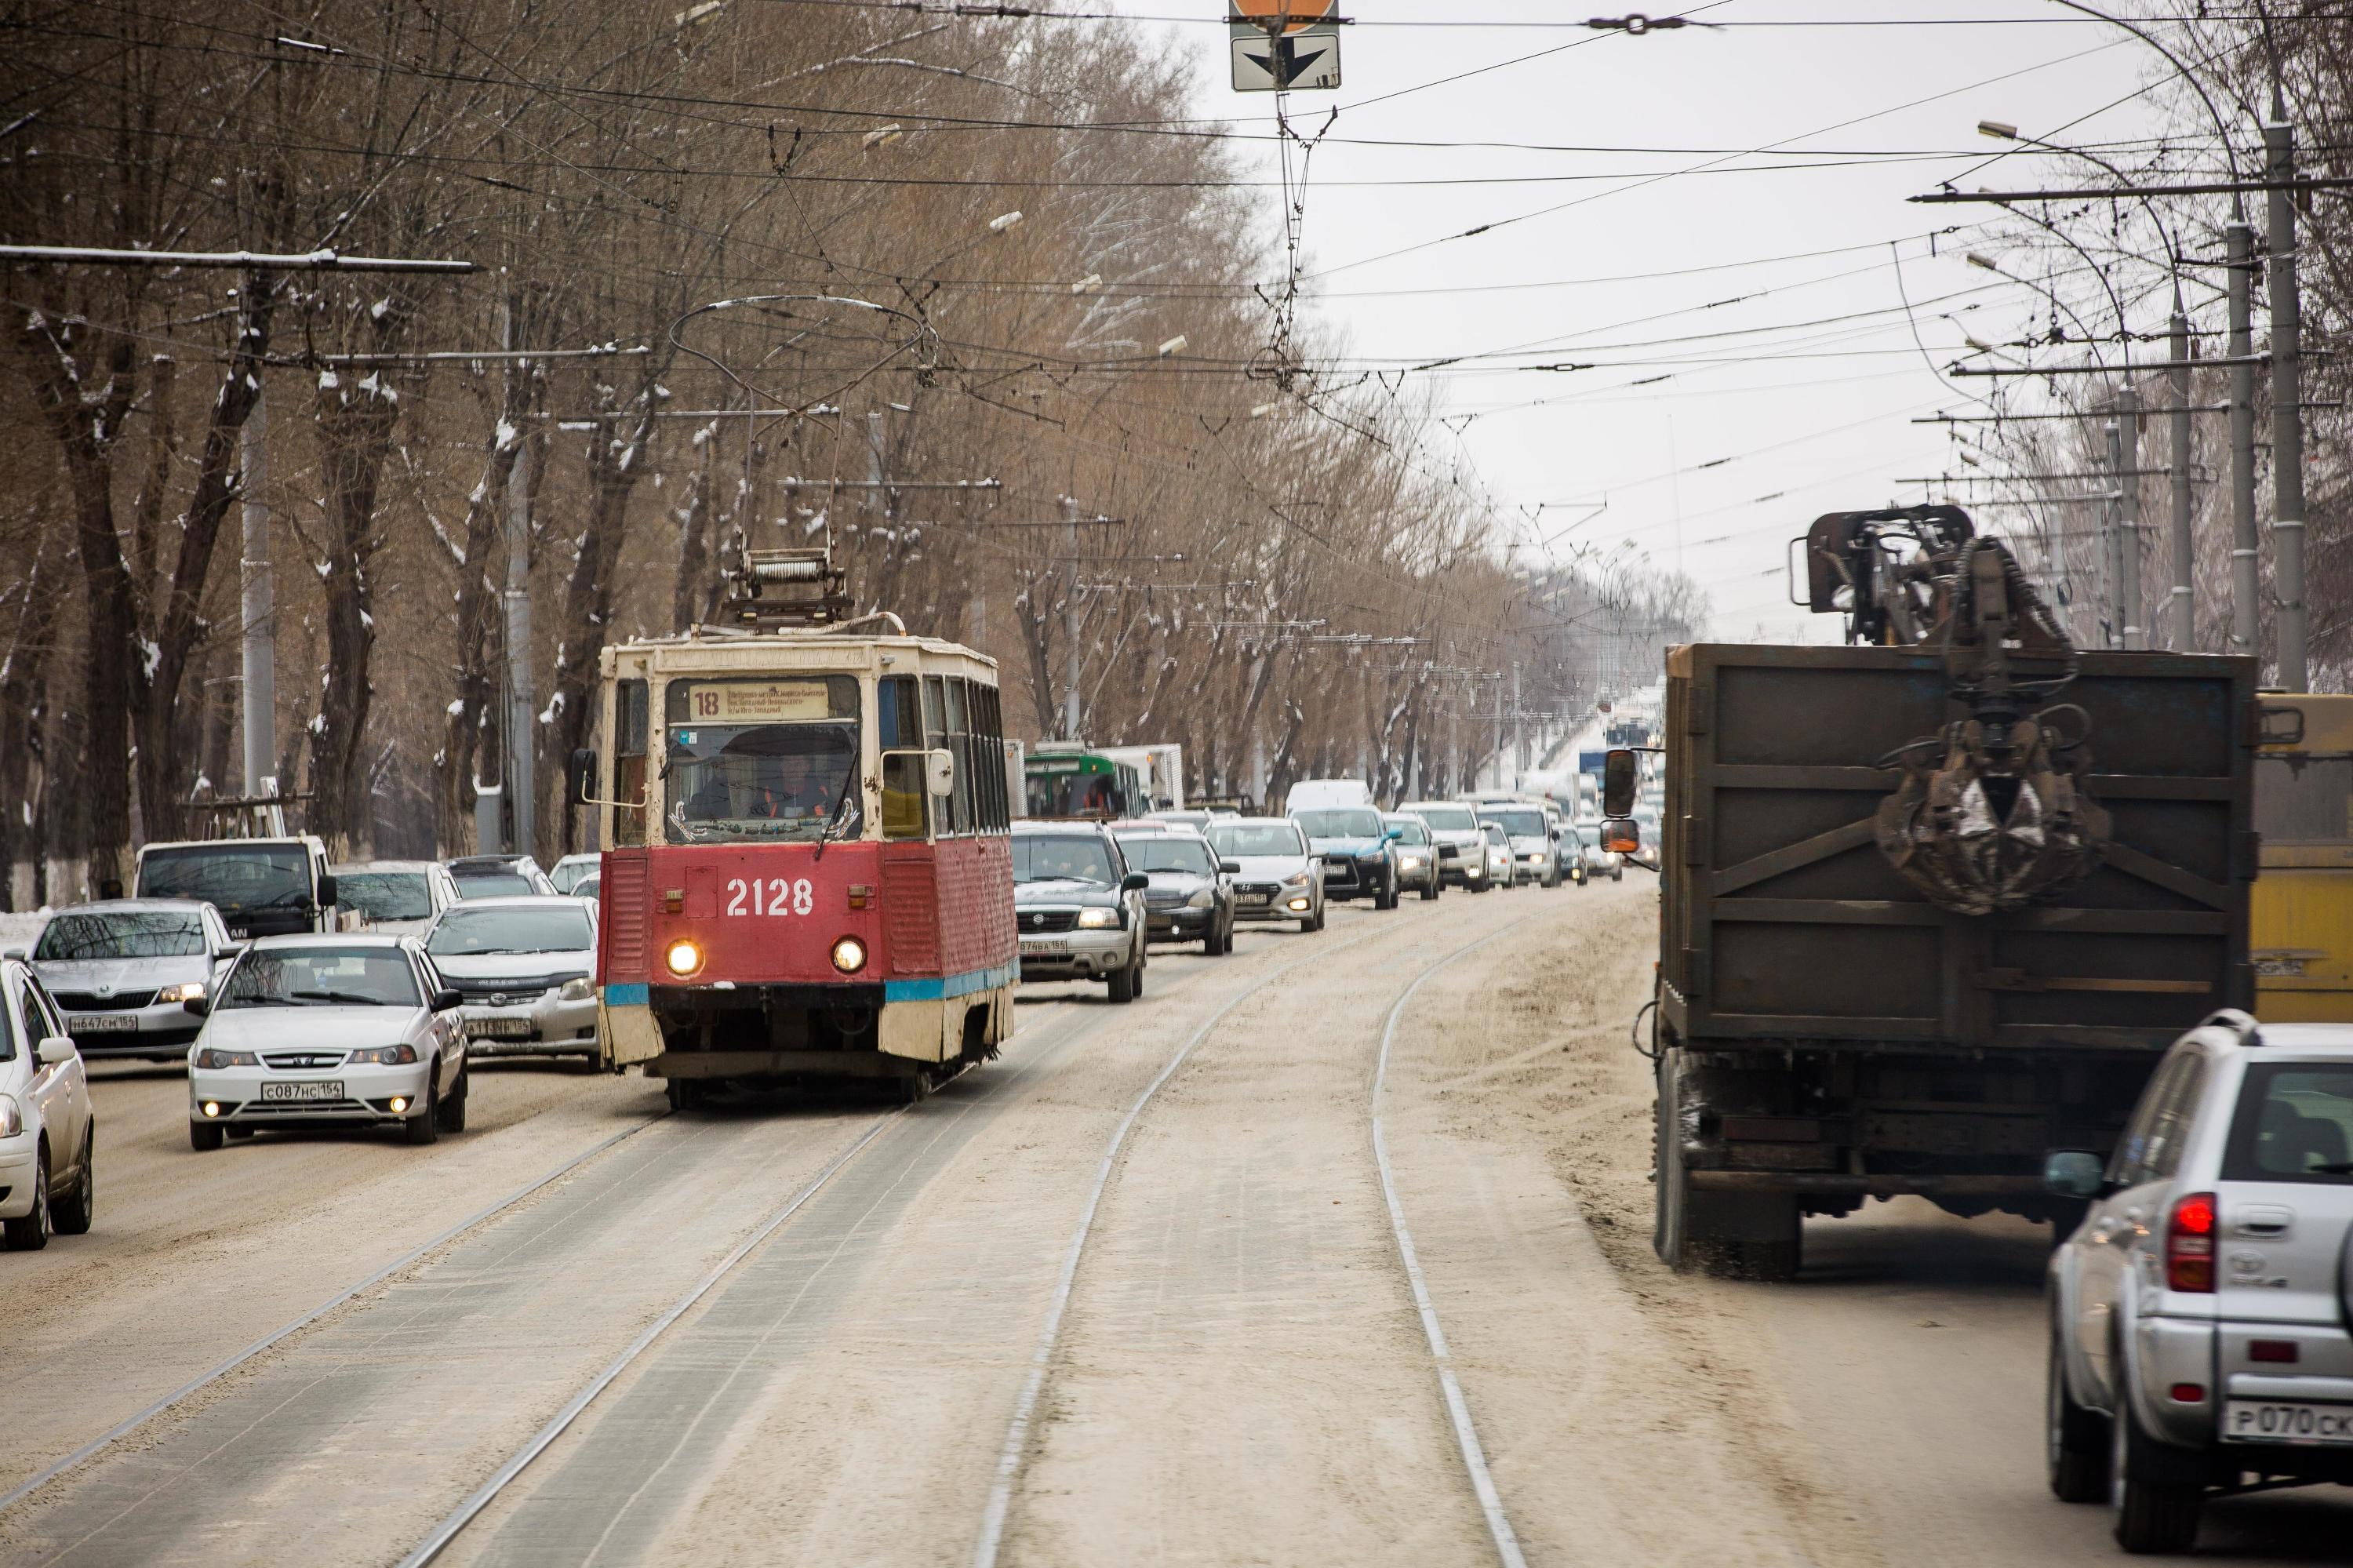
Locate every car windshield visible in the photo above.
<box><xmin>1115</xmin><ymin>835</ymin><xmax>1216</xmax><ymax>875</ymax></box>
<box><xmin>428</xmin><ymin>908</ymin><xmax>595</xmax><ymax>957</ymax></box>
<box><xmin>1207</xmin><ymin>823</ymin><xmax>1304</xmax><ymax>858</ymax></box>
<box><xmin>2224</xmin><ymin>1064</ymin><xmax>2353</xmax><ymax>1184</ymax></box>
<box><xmin>666</xmin><ymin>676</ymin><xmax>860</xmax><ymax>845</ymax></box>
<box><xmin>549</xmin><ymin>859</ymin><xmax>595</xmax><ymax>894</ymax></box>
<box><xmin>1411</xmin><ymin>805</ymin><xmax>1476</xmax><ymax>831</ymax></box>
<box><xmin>35</xmin><ymin>911</ymin><xmax>207</xmax><ymax>961</ymax></box>
<box><xmin>1013</xmin><ymin>836</ymin><xmax>1118</xmax><ymax>886</ymax></box>
<box><xmin>1294</xmin><ymin>808</ymin><xmax>1384</xmax><ymax>839</ymax></box>
<box><xmin>136</xmin><ymin>845</ymin><xmax>307</xmax><ymax>915</ymax></box>
<box><xmin>453</xmin><ymin>873</ymin><xmax>537</xmax><ymax>899</ymax></box>
<box><xmin>338</xmin><ymin>872</ymin><xmax>433</xmax><ymax>923</ymax></box>
<box><xmin>220</xmin><ymin>948</ymin><xmax>420</xmax><ymax>1009</ymax></box>
<box><xmin>1482</xmin><ymin>809</ymin><xmax>1547</xmax><ymax>839</ymax></box>
<box><xmin>1386</xmin><ymin>820</ymin><xmax>1431</xmax><ymax>846</ymax></box>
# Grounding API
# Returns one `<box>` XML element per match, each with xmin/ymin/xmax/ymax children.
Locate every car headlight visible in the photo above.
<box><xmin>1399</xmin><ymin>854</ymin><xmax>1424</xmax><ymax>870</ymax></box>
<box><xmin>156</xmin><ymin>981</ymin><xmax>205</xmax><ymax>1004</ymax></box>
<box><xmin>1075</xmin><ymin>907</ymin><xmax>1119</xmax><ymax>930</ymax></box>
<box><xmin>195</xmin><ymin>1046</ymin><xmax>260</xmax><ymax>1069</ymax></box>
<box><xmin>831</xmin><ymin>936</ymin><xmax>867</xmax><ymax>974</ymax></box>
<box><xmin>1282</xmin><ymin>872</ymin><xmax>1310</xmax><ymax>889</ymax></box>
<box><xmin>558</xmin><ymin>977</ymin><xmax>595</xmax><ymax>1002</ymax></box>
<box><xmin>347</xmin><ymin>1043</ymin><xmax>420</xmax><ymax>1066</ymax></box>
<box><xmin>664</xmin><ymin>939</ymin><xmax>704</xmax><ymax>977</ymax></box>
<box><xmin>0</xmin><ymin>1093</ymin><xmax>19</xmax><ymax>1138</ymax></box>
<box><xmin>1187</xmin><ymin>887</ymin><xmax>1216</xmax><ymax>908</ymax></box>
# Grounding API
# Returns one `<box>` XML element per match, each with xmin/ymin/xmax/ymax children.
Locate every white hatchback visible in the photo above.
<box><xmin>0</xmin><ymin>958</ymin><xmax>95</xmax><ymax>1250</ymax></box>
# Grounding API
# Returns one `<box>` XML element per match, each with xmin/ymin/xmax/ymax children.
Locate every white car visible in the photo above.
<box><xmin>1478</xmin><ymin>821</ymin><xmax>1515</xmax><ymax>888</ymax></box>
<box><xmin>421</xmin><ymin>897</ymin><xmax>601</xmax><ymax>1059</ymax></box>
<box><xmin>0</xmin><ymin>958</ymin><xmax>95</xmax><ymax>1249</ymax></box>
<box><xmin>548</xmin><ymin>853</ymin><xmax>599</xmax><ymax>896</ymax></box>
<box><xmin>1398</xmin><ymin>800</ymin><xmax>1490</xmax><ymax>891</ymax></box>
<box><xmin>24</xmin><ymin>899</ymin><xmax>237</xmax><ymax>1062</ymax></box>
<box><xmin>332</xmin><ymin>860</ymin><xmax>464</xmax><ymax>936</ymax></box>
<box><xmin>187</xmin><ymin>936</ymin><xmax>469</xmax><ymax>1150</ymax></box>
<box><xmin>1206</xmin><ymin>817</ymin><xmax>1326</xmax><ymax>932</ymax></box>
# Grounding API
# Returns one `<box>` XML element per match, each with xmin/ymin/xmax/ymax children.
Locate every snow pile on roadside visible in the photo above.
<box><xmin>0</xmin><ymin>911</ymin><xmax>45</xmax><ymax>950</ymax></box>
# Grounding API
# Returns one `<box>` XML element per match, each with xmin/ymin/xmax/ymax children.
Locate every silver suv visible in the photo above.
<box><xmin>2044</xmin><ymin>1010</ymin><xmax>2353</xmax><ymax>1553</ymax></box>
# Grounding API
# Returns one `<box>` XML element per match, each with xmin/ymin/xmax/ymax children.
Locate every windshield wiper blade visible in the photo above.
<box><xmin>289</xmin><ymin>988</ymin><xmax>392</xmax><ymax>1007</ymax></box>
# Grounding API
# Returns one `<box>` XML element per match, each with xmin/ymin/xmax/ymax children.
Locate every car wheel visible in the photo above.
<box><xmin>436</xmin><ymin>1067</ymin><xmax>468</xmax><ymax>1134</ymax></box>
<box><xmin>1133</xmin><ymin>942</ymin><xmax>1147</xmax><ymax>999</ymax></box>
<box><xmin>1420</xmin><ymin>878</ymin><xmax>1439</xmax><ymax>901</ymax></box>
<box><xmin>665</xmin><ymin>1076</ymin><xmax>708</xmax><ymax>1113</ymax></box>
<box><xmin>1107</xmin><ymin>952</ymin><xmax>1137</xmax><ymax>1004</ymax></box>
<box><xmin>190</xmin><ymin>1120</ymin><xmax>224</xmax><ymax>1152</ymax></box>
<box><xmin>1311</xmin><ymin>902</ymin><xmax>1327</xmax><ymax>932</ymax></box>
<box><xmin>52</xmin><ymin>1124</ymin><xmax>94</xmax><ymax>1236</ymax></box>
<box><xmin>406</xmin><ymin>1079</ymin><xmax>441</xmax><ymax>1146</ymax></box>
<box><xmin>3</xmin><ymin>1143</ymin><xmax>51</xmax><ymax>1250</ymax></box>
<box><xmin>2111</xmin><ymin>1383</ymin><xmax>2204</xmax><ymax>1552</ymax></box>
<box><xmin>2048</xmin><ymin>1329</ymin><xmax>2109</xmax><ymax>1503</ymax></box>
<box><xmin>1613</xmin><ymin>866</ymin><xmax>1624</xmax><ymax>882</ymax></box>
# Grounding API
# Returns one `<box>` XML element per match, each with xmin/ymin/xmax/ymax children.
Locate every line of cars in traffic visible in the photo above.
<box><xmin>1011</xmin><ymin>778</ymin><xmax>1618</xmax><ymax>1000</ymax></box>
<box><xmin>0</xmin><ymin>846</ymin><xmax>609</xmax><ymax>1247</ymax></box>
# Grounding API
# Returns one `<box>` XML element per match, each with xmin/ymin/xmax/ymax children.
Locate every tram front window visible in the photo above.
<box><xmin>664</xmin><ymin>676</ymin><xmax>863</xmax><ymax>844</ymax></box>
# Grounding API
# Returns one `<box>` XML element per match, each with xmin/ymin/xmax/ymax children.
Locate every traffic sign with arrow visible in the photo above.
<box><xmin>1230</xmin><ymin>20</ymin><xmax>1340</xmax><ymax>92</ymax></box>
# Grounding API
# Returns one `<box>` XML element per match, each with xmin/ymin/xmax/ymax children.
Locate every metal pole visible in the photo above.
<box><xmin>2103</xmin><ymin>409</ymin><xmax>2124</xmax><ymax>649</ymax></box>
<box><xmin>2267</xmin><ymin>117</ymin><xmax>2308</xmax><ymax>691</ymax></box>
<box><xmin>1062</xmin><ymin>495</ymin><xmax>1082</xmax><ymax>740</ymax></box>
<box><xmin>2168</xmin><ymin>295</ymin><xmax>2195</xmax><ymax>649</ymax></box>
<box><xmin>504</xmin><ymin>438</ymin><xmax>535</xmax><ymax>857</ymax></box>
<box><xmin>237</xmin><ymin>378</ymin><xmax>276</xmax><ymax>797</ymax></box>
<box><xmin>2117</xmin><ymin>385</ymin><xmax>2143</xmax><ymax>650</ymax></box>
<box><xmin>1511</xmin><ymin>662</ymin><xmax>1525</xmax><ymax>784</ymax></box>
<box><xmin>2228</xmin><ymin>220</ymin><xmax>2259</xmax><ymax>657</ymax></box>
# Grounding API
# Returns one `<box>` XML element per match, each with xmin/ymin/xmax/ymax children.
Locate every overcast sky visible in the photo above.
<box><xmin>1104</xmin><ymin>1</ymin><xmax>2177</xmax><ymax>642</ymax></box>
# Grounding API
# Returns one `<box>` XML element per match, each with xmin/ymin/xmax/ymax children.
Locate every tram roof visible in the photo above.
<box><xmin>602</xmin><ymin>624</ymin><xmax>995</xmax><ymax>678</ymax></box>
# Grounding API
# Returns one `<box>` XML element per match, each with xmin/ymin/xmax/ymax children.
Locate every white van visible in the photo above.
<box><xmin>1284</xmin><ymin>778</ymin><xmax>1375</xmax><ymax>814</ymax></box>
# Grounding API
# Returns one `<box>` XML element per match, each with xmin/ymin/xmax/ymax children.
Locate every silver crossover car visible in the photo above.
<box><xmin>1205</xmin><ymin>817</ymin><xmax>1325</xmax><ymax>933</ymax></box>
<box><xmin>421</xmin><ymin>897</ymin><xmax>601</xmax><ymax>1058</ymax></box>
<box><xmin>186</xmin><ymin>935</ymin><xmax>468</xmax><ymax>1148</ymax></box>
<box><xmin>24</xmin><ymin>900</ymin><xmax>238</xmax><ymax>1061</ymax></box>
<box><xmin>2044</xmin><ymin>1011</ymin><xmax>2353</xmax><ymax>1553</ymax></box>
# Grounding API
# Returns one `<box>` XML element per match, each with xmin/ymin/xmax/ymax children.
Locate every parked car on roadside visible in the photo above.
<box><xmin>2044</xmin><ymin>1010</ymin><xmax>2353</xmax><ymax>1553</ymax></box>
<box><xmin>185</xmin><ymin>935</ymin><xmax>469</xmax><ymax>1150</ymax></box>
<box><xmin>1012</xmin><ymin>822</ymin><xmax>1151</xmax><ymax>1002</ymax></box>
<box><xmin>443</xmin><ymin>854</ymin><xmax>558</xmax><ymax>900</ymax></box>
<box><xmin>1111</xmin><ymin>825</ymin><xmax>1238</xmax><ymax>955</ymax></box>
<box><xmin>1383</xmin><ymin>813</ymin><xmax>1446</xmax><ymax>901</ymax></box>
<box><xmin>0</xmin><ymin>957</ymin><xmax>94</xmax><ymax>1250</ymax></box>
<box><xmin>24</xmin><ymin>900</ymin><xmax>236</xmax><ymax>1061</ymax></box>
<box><xmin>333</xmin><ymin>860</ymin><xmax>463</xmax><ymax>936</ymax></box>
<box><xmin>1398</xmin><ymin>800</ymin><xmax>1490</xmax><ymax>892</ymax></box>
<box><xmin>1293</xmin><ymin>805</ymin><xmax>1403</xmax><ymax>910</ymax></box>
<box><xmin>421</xmin><ymin>897</ymin><xmax>602</xmax><ymax>1060</ymax></box>
<box><xmin>1206</xmin><ymin>816</ymin><xmax>1326</xmax><ymax>933</ymax></box>
<box><xmin>548</xmin><ymin>853</ymin><xmax>599</xmax><ymax>896</ymax></box>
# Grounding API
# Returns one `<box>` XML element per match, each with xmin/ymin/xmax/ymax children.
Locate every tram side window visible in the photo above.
<box><xmin>944</xmin><ymin>678</ymin><xmax>976</xmax><ymax>835</ymax></box>
<box><xmin>922</xmin><ymin>677</ymin><xmax>952</xmax><ymax>835</ymax></box>
<box><xmin>878</xmin><ymin>675</ymin><xmax>927</xmax><ymax>841</ymax></box>
<box><xmin>614</xmin><ymin>678</ymin><xmax>649</xmax><ymax>846</ymax></box>
<box><xmin>971</xmin><ymin>682</ymin><xmax>1005</xmax><ymax>831</ymax></box>
<box><xmin>982</xmin><ymin>684</ymin><xmax>1009</xmax><ymax>831</ymax></box>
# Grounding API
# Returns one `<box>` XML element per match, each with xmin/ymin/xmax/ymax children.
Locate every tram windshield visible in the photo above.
<box><xmin>664</xmin><ymin>675</ymin><xmax>862</xmax><ymax>845</ymax></box>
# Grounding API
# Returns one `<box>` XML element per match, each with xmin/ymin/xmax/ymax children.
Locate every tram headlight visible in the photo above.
<box><xmin>664</xmin><ymin>939</ymin><xmax>704</xmax><ymax>977</ymax></box>
<box><xmin>830</xmin><ymin>936</ymin><xmax>867</xmax><ymax>975</ymax></box>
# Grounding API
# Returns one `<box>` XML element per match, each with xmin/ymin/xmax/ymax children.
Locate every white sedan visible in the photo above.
<box><xmin>0</xmin><ymin>958</ymin><xmax>96</xmax><ymax>1250</ymax></box>
<box><xmin>187</xmin><ymin>936</ymin><xmax>470</xmax><ymax>1151</ymax></box>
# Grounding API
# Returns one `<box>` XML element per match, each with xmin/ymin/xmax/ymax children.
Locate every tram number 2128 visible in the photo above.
<box><xmin>726</xmin><ymin>877</ymin><xmax>815</xmax><ymax>917</ymax></box>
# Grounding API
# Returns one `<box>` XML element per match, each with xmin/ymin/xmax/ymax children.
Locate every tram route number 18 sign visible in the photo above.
<box><xmin>1229</xmin><ymin>2</ymin><xmax>1340</xmax><ymax>93</ymax></box>
<box><xmin>681</xmin><ymin>681</ymin><xmax>832</xmax><ymax>723</ymax></box>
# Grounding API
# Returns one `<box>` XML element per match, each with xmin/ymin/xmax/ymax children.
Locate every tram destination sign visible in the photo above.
<box><xmin>680</xmin><ymin>680</ymin><xmax>832</xmax><ymax>724</ymax></box>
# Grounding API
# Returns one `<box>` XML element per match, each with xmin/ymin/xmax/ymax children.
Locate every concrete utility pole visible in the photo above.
<box><xmin>1511</xmin><ymin>662</ymin><xmax>1526</xmax><ymax>784</ymax></box>
<box><xmin>2266</xmin><ymin>115</ymin><xmax>2309</xmax><ymax>691</ymax></box>
<box><xmin>504</xmin><ymin>431</ymin><xmax>536</xmax><ymax>857</ymax></box>
<box><xmin>2228</xmin><ymin>220</ymin><xmax>2260</xmax><ymax>658</ymax></box>
<box><xmin>2117</xmin><ymin>385</ymin><xmax>2143</xmax><ymax>650</ymax></box>
<box><xmin>238</xmin><ymin>380</ymin><xmax>276</xmax><ymax>796</ymax></box>
<box><xmin>2102</xmin><ymin>409</ymin><xmax>2125</xmax><ymax>649</ymax></box>
<box><xmin>2168</xmin><ymin>294</ymin><xmax>2195</xmax><ymax>649</ymax></box>
<box><xmin>1062</xmin><ymin>495</ymin><xmax>1082</xmax><ymax>740</ymax></box>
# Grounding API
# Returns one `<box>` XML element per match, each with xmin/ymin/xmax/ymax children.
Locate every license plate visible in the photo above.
<box><xmin>1239</xmin><ymin>893</ymin><xmax>1271</xmax><ymax>907</ymax></box>
<box><xmin>467</xmin><ymin>1018</ymin><xmax>535</xmax><ymax>1039</ymax></box>
<box><xmin>2224</xmin><ymin>1400</ymin><xmax>2353</xmax><ymax>1446</ymax></box>
<box><xmin>260</xmin><ymin>1079</ymin><xmax>345</xmax><ymax>1103</ymax></box>
<box><xmin>2254</xmin><ymin>957</ymin><xmax>2308</xmax><ymax>977</ymax></box>
<box><xmin>71</xmin><ymin>1015</ymin><xmax>138</xmax><ymax>1033</ymax></box>
<box><xmin>1020</xmin><ymin>938</ymin><xmax>1065</xmax><ymax>956</ymax></box>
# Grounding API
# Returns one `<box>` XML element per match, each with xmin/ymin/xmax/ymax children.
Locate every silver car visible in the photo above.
<box><xmin>1398</xmin><ymin>801</ymin><xmax>1489</xmax><ymax>891</ymax></box>
<box><xmin>1205</xmin><ymin>817</ymin><xmax>1325</xmax><ymax>933</ymax></box>
<box><xmin>421</xmin><ymin>897</ymin><xmax>602</xmax><ymax>1058</ymax></box>
<box><xmin>186</xmin><ymin>935</ymin><xmax>468</xmax><ymax>1148</ymax></box>
<box><xmin>24</xmin><ymin>900</ymin><xmax>238</xmax><ymax>1062</ymax></box>
<box><xmin>333</xmin><ymin>860</ymin><xmax>463</xmax><ymax>936</ymax></box>
<box><xmin>2044</xmin><ymin>1011</ymin><xmax>2353</xmax><ymax>1553</ymax></box>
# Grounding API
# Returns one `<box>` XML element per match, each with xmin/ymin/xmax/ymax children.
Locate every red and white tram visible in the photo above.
<box><xmin>576</xmin><ymin>550</ymin><xmax>1016</xmax><ymax>1104</ymax></box>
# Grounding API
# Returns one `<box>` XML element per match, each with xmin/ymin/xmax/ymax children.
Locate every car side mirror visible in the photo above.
<box><xmin>36</xmin><ymin>1035</ymin><xmax>75</xmax><ymax>1067</ymax></box>
<box><xmin>2</xmin><ymin>947</ymin><xmax>24</xmax><ymax>962</ymax></box>
<box><xmin>1602</xmin><ymin>749</ymin><xmax>1640</xmax><ymax>818</ymax></box>
<box><xmin>314</xmin><ymin>873</ymin><xmax>339</xmax><ymax>908</ymax></box>
<box><xmin>1382</xmin><ymin>827</ymin><xmax>1404</xmax><ymax>842</ymax></box>
<box><xmin>1119</xmin><ymin>872</ymin><xmax>1149</xmax><ymax>894</ymax></box>
<box><xmin>432</xmin><ymin>988</ymin><xmax>464</xmax><ymax>1013</ymax></box>
<box><xmin>184</xmin><ymin>995</ymin><xmax>211</xmax><ymax>1017</ymax></box>
<box><xmin>1219</xmin><ymin>860</ymin><xmax>1242</xmax><ymax>876</ymax></box>
<box><xmin>1602</xmin><ymin>818</ymin><xmax>1641</xmax><ymax>856</ymax></box>
<box><xmin>2043</xmin><ymin>1150</ymin><xmax>2108</xmax><ymax>1200</ymax></box>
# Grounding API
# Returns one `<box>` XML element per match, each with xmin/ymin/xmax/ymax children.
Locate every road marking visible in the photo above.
<box><xmin>1373</xmin><ymin>917</ymin><xmax>1539</xmax><ymax>1568</ymax></box>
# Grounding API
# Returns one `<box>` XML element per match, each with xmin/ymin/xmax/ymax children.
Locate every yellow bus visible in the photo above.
<box><xmin>2254</xmin><ymin>693</ymin><xmax>2353</xmax><ymax>1021</ymax></box>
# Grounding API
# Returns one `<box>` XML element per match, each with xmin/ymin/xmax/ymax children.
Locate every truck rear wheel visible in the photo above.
<box><xmin>1653</xmin><ymin>1048</ymin><xmax>1802</xmax><ymax>1282</ymax></box>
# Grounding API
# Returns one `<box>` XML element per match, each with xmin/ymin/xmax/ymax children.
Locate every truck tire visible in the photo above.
<box><xmin>2047</xmin><ymin>1329</ymin><xmax>2109</xmax><ymax>1503</ymax></box>
<box><xmin>1653</xmin><ymin>1048</ymin><xmax>1802</xmax><ymax>1282</ymax></box>
<box><xmin>2111</xmin><ymin>1384</ymin><xmax>2204</xmax><ymax>1553</ymax></box>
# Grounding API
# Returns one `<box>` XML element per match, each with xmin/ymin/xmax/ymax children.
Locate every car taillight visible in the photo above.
<box><xmin>2166</xmin><ymin>1191</ymin><xmax>2217</xmax><ymax>1293</ymax></box>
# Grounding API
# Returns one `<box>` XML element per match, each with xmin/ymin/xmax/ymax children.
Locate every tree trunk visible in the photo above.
<box><xmin>0</xmin><ymin>523</ymin><xmax>69</xmax><ymax>910</ymax></box>
<box><xmin>547</xmin><ymin>406</ymin><xmax>656</xmax><ymax>857</ymax></box>
<box><xmin>307</xmin><ymin>369</ymin><xmax>402</xmax><ymax>858</ymax></box>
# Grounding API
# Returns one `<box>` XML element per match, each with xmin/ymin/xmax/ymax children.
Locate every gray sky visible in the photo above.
<box><xmin>1108</xmin><ymin>1</ymin><xmax>2177</xmax><ymax>642</ymax></box>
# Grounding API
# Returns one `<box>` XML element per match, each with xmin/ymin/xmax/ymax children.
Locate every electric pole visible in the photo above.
<box><xmin>2103</xmin><ymin>407</ymin><xmax>2124</xmax><ymax>649</ymax></box>
<box><xmin>238</xmin><ymin>380</ymin><xmax>275</xmax><ymax>797</ymax></box>
<box><xmin>2168</xmin><ymin>293</ymin><xmax>2194</xmax><ymax>649</ymax></box>
<box><xmin>2266</xmin><ymin>114</ymin><xmax>2309</xmax><ymax>691</ymax></box>
<box><xmin>1062</xmin><ymin>495</ymin><xmax>1082</xmax><ymax>740</ymax></box>
<box><xmin>2228</xmin><ymin>219</ymin><xmax>2259</xmax><ymax>659</ymax></box>
<box><xmin>2117</xmin><ymin>385</ymin><xmax>2142</xmax><ymax>650</ymax></box>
